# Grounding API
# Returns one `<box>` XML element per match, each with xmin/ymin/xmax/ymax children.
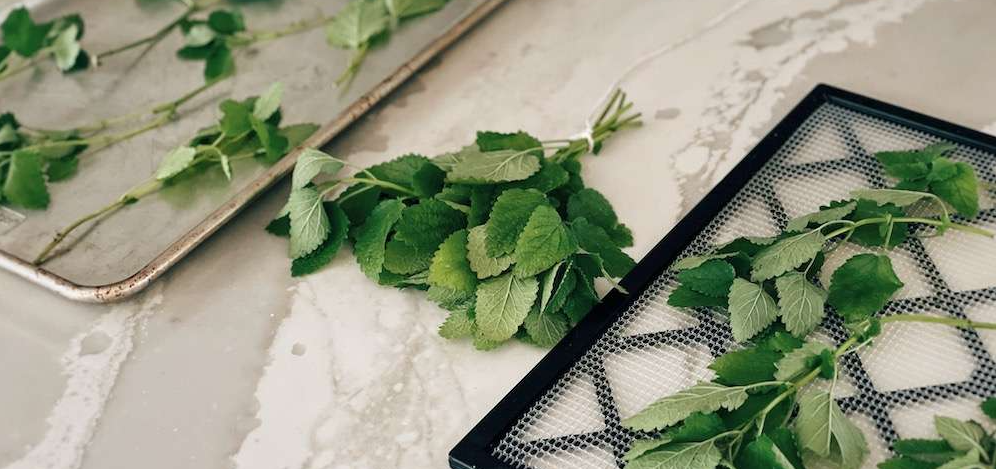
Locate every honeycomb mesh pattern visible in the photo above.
<box><xmin>492</xmin><ymin>103</ymin><xmax>996</xmax><ymax>469</ymax></box>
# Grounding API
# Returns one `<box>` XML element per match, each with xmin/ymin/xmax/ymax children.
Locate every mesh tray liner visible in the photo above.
<box><xmin>489</xmin><ymin>101</ymin><xmax>996</xmax><ymax>468</ymax></box>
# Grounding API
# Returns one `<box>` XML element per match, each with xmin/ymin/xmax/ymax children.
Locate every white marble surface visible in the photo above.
<box><xmin>3</xmin><ymin>0</ymin><xmax>996</xmax><ymax>468</ymax></box>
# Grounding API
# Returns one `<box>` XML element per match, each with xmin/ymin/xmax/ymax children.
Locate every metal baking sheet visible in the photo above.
<box><xmin>0</xmin><ymin>0</ymin><xmax>505</xmax><ymax>302</ymax></box>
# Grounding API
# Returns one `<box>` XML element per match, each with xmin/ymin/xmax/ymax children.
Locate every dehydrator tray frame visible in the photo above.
<box><xmin>450</xmin><ymin>83</ymin><xmax>996</xmax><ymax>469</ymax></box>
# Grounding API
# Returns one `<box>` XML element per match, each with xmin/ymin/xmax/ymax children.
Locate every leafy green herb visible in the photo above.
<box><xmin>268</xmin><ymin>90</ymin><xmax>641</xmax><ymax>349</ymax></box>
<box><xmin>0</xmin><ymin>7</ymin><xmax>89</xmax><ymax>83</ymax></box>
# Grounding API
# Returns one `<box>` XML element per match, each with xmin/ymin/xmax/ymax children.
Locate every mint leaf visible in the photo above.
<box><xmin>626</xmin><ymin>441</ymin><xmax>721</xmax><ymax>469</ymax></box>
<box><xmin>982</xmin><ymin>398</ymin><xmax>996</xmax><ymax>421</ymax></box>
<box><xmin>326</xmin><ymin>0</ymin><xmax>389</xmax><ymax>49</ymax></box>
<box><xmin>475</xmin><ymin>271</ymin><xmax>539</xmax><ymax>341</ymax></box>
<box><xmin>383</xmin><ymin>238</ymin><xmax>433</xmax><ymax>275</ymax></box>
<box><xmin>522</xmin><ymin>305</ymin><xmax>569</xmax><ymax>347</ymax></box>
<box><xmin>570</xmin><ymin>217</ymin><xmax>635</xmax><ymax>278</ymax></box>
<box><xmin>484</xmin><ymin>188</ymin><xmax>548</xmax><ymax>257</ymax></box>
<box><xmin>447</xmin><ymin>148</ymin><xmax>542</xmax><ymax>184</ymax></box>
<box><xmin>929</xmin><ymin>161</ymin><xmax>979</xmax><ymax>218</ymax></box>
<box><xmin>751</xmin><ymin>231</ymin><xmax>824</xmax><ymax>282</ymax></box>
<box><xmin>428</xmin><ymin>229</ymin><xmax>477</xmax><ymax>293</ymax></box>
<box><xmin>851</xmin><ymin>189</ymin><xmax>930</xmax><ymax>208</ymax></box>
<box><xmin>621</xmin><ymin>381</ymin><xmax>749</xmax><ymax>431</ymax></box>
<box><xmin>184</xmin><ymin>24</ymin><xmax>216</xmax><ymax>47</ymax></box>
<box><xmin>735</xmin><ymin>434</ymin><xmax>796</xmax><ymax>469</ymax></box>
<box><xmin>466</xmin><ymin>225</ymin><xmax>513</xmax><ymax>279</ymax></box>
<box><xmin>567</xmin><ymin>188</ymin><xmax>621</xmax><ymax>234</ymax></box>
<box><xmin>385</xmin><ymin>0</ymin><xmax>448</xmax><ymax>21</ymax></box>
<box><xmin>476</xmin><ymin>130</ymin><xmax>543</xmax><ymax>156</ymax></box>
<box><xmin>51</xmin><ymin>24</ymin><xmax>81</xmax><ymax>71</ymax></box>
<box><xmin>393</xmin><ymin>198</ymin><xmax>465</xmax><ymax>253</ymax></box>
<box><xmin>624</xmin><ymin>437</ymin><xmax>674</xmax><ymax>462</ymax></box>
<box><xmin>709</xmin><ymin>346</ymin><xmax>781</xmax><ymax>386</ymax></box>
<box><xmin>252</xmin><ymin>82</ymin><xmax>284</xmax><ymax>121</ymax></box>
<box><xmin>291</xmin><ymin>202</ymin><xmax>349</xmax><ymax>276</ymax></box>
<box><xmin>827</xmin><ymin>254</ymin><xmax>903</xmax><ymax>322</ymax></box>
<box><xmin>879</xmin><ymin>456</ymin><xmax>951</xmax><ymax>469</ymax></box>
<box><xmin>412</xmin><ymin>163</ymin><xmax>446</xmax><ymax>198</ymax></box>
<box><xmin>288</xmin><ymin>187</ymin><xmax>331</xmax><ymax>258</ymax></box>
<box><xmin>45</xmin><ymin>154</ymin><xmax>79</xmax><ymax>182</ymax></box>
<box><xmin>544</xmin><ymin>266</ymin><xmax>576</xmax><ymax>316</ymax></box>
<box><xmin>501</xmin><ymin>161</ymin><xmax>569</xmax><ymax>194</ymax></box>
<box><xmin>773</xmin><ymin>340</ymin><xmax>829</xmax><ymax>381</ymax></box>
<box><xmin>219</xmin><ymin>99</ymin><xmax>253</xmax><ymax>137</ymax></box>
<box><xmin>207</xmin><ymin>10</ymin><xmax>245</xmax><ymax>34</ymax></box>
<box><xmin>513</xmin><ymin>205</ymin><xmax>578</xmax><ymax>278</ymax></box>
<box><xmin>673</xmin><ymin>252</ymin><xmax>739</xmax><ymax>271</ymax></box>
<box><xmin>204</xmin><ymin>44</ymin><xmax>234</xmax><ymax>80</ymax></box>
<box><xmin>677</xmin><ymin>259</ymin><xmax>735</xmax><ymax>298</ymax></box>
<box><xmin>668</xmin><ymin>284</ymin><xmax>727</xmax><ymax>308</ymax></box>
<box><xmin>2</xmin><ymin>7</ymin><xmax>49</xmax><ymax>57</ymax></box>
<box><xmin>353</xmin><ymin>199</ymin><xmax>404</xmax><ymax>280</ymax></box>
<box><xmin>785</xmin><ymin>201</ymin><xmax>857</xmax><ymax>233</ymax></box>
<box><xmin>775</xmin><ymin>272</ymin><xmax>827</xmax><ymax>337</ymax></box>
<box><xmin>155</xmin><ymin>146</ymin><xmax>198</xmax><ymax>180</ymax></box>
<box><xmin>796</xmin><ymin>390</ymin><xmax>868</xmax><ymax>468</ymax></box>
<box><xmin>250</xmin><ymin>116</ymin><xmax>289</xmax><ymax>164</ymax></box>
<box><xmin>875</xmin><ymin>145</ymin><xmax>948</xmax><ymax>181</ymax></box>
<box><xmin>366</xmin><ymin>154</ymin><xmax>429</xmax><ymax>194</ymax></box>
<box><xmin>934</xmin><ymin>416</ymin><xmax>986</xmax><ymax>454</ymax></box>
<box><xmin>467</xmin><ymin>186</ymin><xmax>496</xmax><ymax>227</ymax></box>
<box><xmin>848</xmin><ymin>199</ymin><xmax>908</xmax><ymax>248</ymax></box>
<box><xmin>892</xmin><ymin>438</ymin><xmax>958</xmax><ymax>464</ymax></box>
<box><xmin>292</xmin><ymin>148</ymin><xmax>344</xmax><ymax>189</ymax></box>
<box><xmin>2</xmin><ymin>151</ymin><xmax>49</xmax><ymax>209</ymax></box>
<box><xmin>438</xmin><ymin>308</ymin><xmax>474</xmax><ymax>339</ymax></box>
<box><xmin>728</xmin><ymin>278</ymin><xmax>779</xmax><ymax>342</ymax></box>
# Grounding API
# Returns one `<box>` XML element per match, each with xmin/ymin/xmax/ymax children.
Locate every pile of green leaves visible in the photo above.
<box><xmin>326</xmin><ymin>0</ymin><xmax>450</xmax><ymax>86</ymax></box>
<box><xmin>176</xmin><ymin>9</ymin><xmax>245</xmax><ymax>81</ymax></box>
<box><xmin>0</xmin><ymin>112</ymin><xmax>88</xmax><ymax>209</ymax></box>
<box><xmin>881</xmin><ymin>398</ymin><xmax>996</xmax><ymax>468</ymax></box>
<box><xmin>267</xmin><ymin>91</ymin><xmax>641</xmax><ymax>349</ymax></box>
<box><xmin>623</xmin><ymin>145</ymin><xmax>995</xmax><ymax>469</ymax></box>
<box><xmin>0</xmin><ymin>6</ymin><xmax>89</xmax><ymax>80</ymax></box>
<box><xmin>33</xmin><ymin>82</ymin><xmax>318</xmax><ymax>264</ymax></box>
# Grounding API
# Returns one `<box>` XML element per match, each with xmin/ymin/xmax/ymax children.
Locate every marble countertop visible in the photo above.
<box><xmin>3</xmin><ymin>0</ymin><xmax>996</xmax><ymax>468</ymax></box>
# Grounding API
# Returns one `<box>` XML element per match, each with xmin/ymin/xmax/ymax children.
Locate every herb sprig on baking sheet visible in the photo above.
<box><xmin>267</xmin><ymin>89</ymin><xmax>641</xmax><ymax>349</ymax></box>
<box><xmin>0</xmin><ymin>7</ymin><xmax>89</xmax><ymax>83</ymax></box>
<box><xmin>33</xmin><ymin>82</ymin><xmax>317</xmax><ymax>264</ymax></box>
<box><xmin>622</xmin><ymin>144</ymin><xmax>996</xmax><ymax>469</ymax></box>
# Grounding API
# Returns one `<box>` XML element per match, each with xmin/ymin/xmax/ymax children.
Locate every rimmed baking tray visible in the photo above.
<box><xmin>450</xmin><ymin>84</ymin><xmax>996</xmax><ymax>469</ymax></box>
<box><xmin>0</xmin><ymin>0</ymin><xmax>505</xmax><ymax>302</ymax></box>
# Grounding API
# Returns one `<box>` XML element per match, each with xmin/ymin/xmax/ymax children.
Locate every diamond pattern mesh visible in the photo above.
<box><xmin>492</xmin><ymin>103</ymin><xmax>996</xmax><ymax>469</ymax></box>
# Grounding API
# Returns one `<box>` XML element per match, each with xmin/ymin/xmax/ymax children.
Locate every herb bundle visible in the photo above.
<box><xmin>268</xmin><ymin>90</ymin><xmax>641</xmax><ymax>349</ymax></box>
<box><xmin>622</xmin><ymin>144</ymin><xmax>996</xmax><ymax>469</ymax></box>
<box><xmin>33</xmin><ymin>83</ymin><xmax>318</xmax><ymax>264</ymax></box>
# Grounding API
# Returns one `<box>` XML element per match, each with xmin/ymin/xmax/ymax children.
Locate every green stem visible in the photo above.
<box><xmin>335</xmin><ymin>44</ymin><xmax>369</xmax><ymax>89</ymax></box>
<box><xmin>93</xmin><ymin>6</ymin><xmax>198</xmax><ymax>64</ymax></box>
<box><xmin>882</xmin><ymin>314</ymin><xmax>996</xmax><ymax>330</ymax></box>
<box><xmin>336</xmin><ymin>176</ymin><xmax>417</xmax><ymax>197</ymax></box>
<box><xmin>153</xmin><ymin>76</ymin><xmax>227</xmax><ymax>115</ymax></box>
<box><xmin>0</xmin><ymin>49</ymin><xmax>52</xmax><ymax>83</ymax></box>
<box><xmin>234</xmin><ymin>14</ymin><xmax>334</xmax><ymax>45</ymax></box>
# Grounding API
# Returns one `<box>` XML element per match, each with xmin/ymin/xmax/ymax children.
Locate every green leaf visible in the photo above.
<box><xmin>265</xmin><ymin>213</ymin><xmax>290</xmax><ymax>237</ymax></box>
<box><xmin>982</xmin><ymin>398</ymin><xmax>996</xmax><ymax>421</ymax></box>
<box><xmin>446</xmin><ymin>148</ymin><xmax>542</xmax><ymax>184</ymax></box>
<box><xmin>484</xmin><ymin>188</ymin><xmax>548</xmax><ymax>257</ymax></box>
<box><xmin>155</xmin><ymin>146</ymin><xmax>198</xmax><ymax>180</ymax></box>
<box><xmin>385</xmin><ymin>0</ymin><xmax>449</xmax><ymax>20</ymax></box>
<box><xmin>251</xmin><ymin>116</ymin><xmax>290</xmax><ymax>164</ymax></box>
<box><xmin>288</xmin><ymin>187</ymin><xmax>331</xmax><ymax>258</ymax></box>
<box><xmin>570</xmin><ymin>217</ymin><xmax>635</xmax><ymax>278</ymax></box>
<box><xmin>621</xmin><ymin>381</ymin><xmax>749</xmax><ymax>431</ymax></box>
<box><xmin>709</xmin><ymin>346</ymin><xmax>781</xmax><ymax>386</ymax></box>
<box><xmin>851</xmin><ymin>189</ymin><xmax>931</xmax><ymax>208</ymax></box>
<box><xmin>795</xmin><ymin>390</ymin><xmax>868</xmax><ymax>468</ymax></box>
<box><xmin>438</xmin><ymin>308</ymin><xmax>474</xmax><ymax>339</ymax></box>
<box><xmin>279</xmin><ymin>123</ymin><xmax>319</xmax><ymax>149</ymax></box>
<box><xmin>522</xmin><ymin>305</ymin><xmax>569</xmax><ymax>347</ymax></box>
<box><xmin>624</xmin><ymin>437</ymin><xmax>674</xmax><ymax>462</ymax></box>
<box><xmin>673</xmin><ymin>252</ymin><xmax>739</xmax><ymax>271</ymax></box>
<box><xmin>929</xmin><ymin>161</ymin><xmax>979</xmax><ymax>218</ymax></box>
<box><xmin>383</xmin><ymin>238</ymin><xmax>433</xmax><ymax>275</ymax></box>
<box><xmin>204</xmin><ymin>44</ymin><xmax>234</xmax><ymax>80</ymax></box>
<box><xmin>774</xmin><ymin>340</ymin><xmax>829</xmax><ymax>381</ymax></box>
<box><xmin>45</xmin><ymin>154</ymin><xmax>78</xmax><ymax>182</ymax></box>
<box><xmin>291</xmin><ymin>202</ymin><xmax>349</xmax><ymax>276</ymax></box>
<box><xmin>785</xmin><ymin>201</ymin><xmax>857</xmax><ymax>232</ymax></box>
<box><xmin>728</xmin><ymin>278</ymin><xmax>779</xmax><ymax>342</ymax></box>
<box><xmin>735</xmin><ymin>434</ymin><xmax>796</xmax><ymax>469</ymax></box>
<box><xmin>827</xmin><ymin>254</ymin><xmax>904</xmax><ymax>322</ymax></box>
<box><xmin>326</xmin><ymin>0</ymin><xmax>389</xmax><ymax>49</ymax></box>
<box><xmin>253</xmin><ymin>82</ymin><xmax>284</xmax><ymax>121</ymax></box>
<box><xmin>466</xmin><ymin>225</ymin><xmax>513</xmax><ymax>279</ymax></box>
<box><xmin>2</xmin><ymin>151</ymin><xmax>49</xmax><ymax>209</ymax></box>
<box><xmin>366</xmin><ymin>153</ymin><xmax>429</xmax><ymax>194</ymax></box>
<box><xmin>475</xmin><ymin>271</ymin><xmax>539</xmax><ymax>341</ymax></box>
<box><xmin>393</xmin><ymin>198</ymin><xmax>466</xmax><ymax>253</ymax></box>
<box><xmin>567</xmin><ymin>188</ymin><xmax>620</xmax><ymax>233</ymax></box>
<box><xmin>219</xmin><ymin>99</ymin><xmax>253</xmax><ymax>137</ymax></box>
<box><xmin>775</xmin><ymin>272</ymin><xmax>827</xmax><ymax>337</ymax></box>
<box><xmin>51</xmin><ymin>24</ymin><xmax>81</xmax><ymax>71</ymax></box>
<box><xmin>412</xmin><ymin>163</ymin><xmax>446</xmax><ymax>198</ymax></box>
<box><xmin>501</xmin><ymin>161</ymin><xmax>569</xmax><ymax>194</ymax></box>
<box><xmin>292</xmin><ymin>148</ymin><xmax>344</xmax><ymax>189</ymax></box>
<box><xmin>934</xmin><ymin>450</ymin><xmax>981</xmax><ymax>469</ymax></box>
<box><xmin>668</xmin><ymin>284</ymin><xmax>727</xmax><ymax>308</ymax></box>
<box><xmin>934</xmin><ymin>416</ymin><xmax>986</xmax><ymax>454</ymax></box>
<box><xmin>893</xmin><ymin>438</ymin><xmax>958</xmax><ymax>463</ymax></box>
<box><xmin>545</xmin><ymin>267</ymin><xmax>576</xmax><ymax>316</ymax></box>
<box><xmin>879</xmin><ymin>456</ymin><xmax>949</xmax><ymax>469</ymax></box>
<box><xmin>848</xmin><ymin>199</ymin><xmax>908</xmax><ymax>248</ymax></box>
<box><xmin>467</xmin><ymin>186</ymin><xmax>496</xmax><ymax>227</ymax></box>
<box><xmin>875</xmin><ymin>145</ymin><xmax>950</xmax><ymax>181</ymax></box>
<box><xmin>428</xmin><ymin>229</ymin><xmax>477</xmax><ymax>293</ymax></box>
<box><xmin>513</xmin><ymin>205</ymin><xmax>578</xmax><ymax>278</ymax></box>
<box><xmin>2</xmin><ymin>7</ymin><xmax>49</xmax><ymax>57</ymax></box>
<box><xmin>184</xmin><ymin>24</ymin><xmax>216</xmax><ymax>47</ymax></box>
<box><xmin>353</xmin><ymin>199</ymin><xmax>405</xmax><ymax>280</ymax></box>
<box><xmin>337</xmin><ymin>183</ymin><xmax>380</xmax><ymax>226</ymax></box>
<box><xmin>751</xmin><ymin>231</ymin><xmax>825</xmax><ymax>282</ymax></box>
<box><xmin>626</xmin><ymin>441</ymin><xmax>722</xmax><ymax>469</ymax></box>
<box><xmin>768</xmin><ymin>428</ymin><xmax>806</xmax><ymax>469</ymax></box>
<box><xmin>677</xmin><ymin>259</ymin><xmax>735</xmax><ymax>298</ymax></box>
<box><xmin>207</xmin><ymin>10</ymin><xmax>245</xmax><ymax>34</ymax></box>
<box><xmin>476</xmin><ymin>130</ymin><xmax>543</xmax><ymax>156</ymax></box>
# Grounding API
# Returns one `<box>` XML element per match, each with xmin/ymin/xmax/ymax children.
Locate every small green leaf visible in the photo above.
<box><xmin>204</xmin><ymin>44</ymin><xmax>234</xmax><ymax>80</ymax></box>
<box><xmin>385</xmin><ymin>0</ymin><xmax>449</xmax><ymax>21</ymax></box>
<box><xmin>929</xmin><ymin>161</ymin><xmax>979</xmax><ymax>218</ymax></box>
<box><xmin>207</xmin><ymin>10</ymin><xmax>245</xmax><ymax>34</ymax></box>
<box><xmin>892</xmin><ymin>438</ymin><xmax>958</xmax><ymax>464</ymax></box>
<box><xmin>292</xmin><ymin>148</ymin><xmax>344</xmax><ymax>189</ymax></box>
<box><xmin>796</xmin><ymin>390</ymin><xmax>868</xmax><ymax>468</ymax></box>
<box><xmin>728</xmin><ymin>278</ymin><xmax>779</xmax><ymax>342</ymax></box>
<box><xmin>476</xmin><ymin>130</ymin><xmax>543</xmax><ymax>156</ymax></box>
<box><xmin>678</xmin><ymin>259</ymin><xmax>735</xmax><ymax>298</ymax></box>
<box><xmin>427</xmin><ymin>229</ymin><xmax>477</xmax><ymax>293</ymax></box>
<box><xmin>1</xmin><ymin>7</ymin><xmax>50</xmax><ymax>57</ymax></box>
<box><xmin>785</xmin><ymin>201</ymin><xmax>857</xmax><ymax>232</ymax></box>
<box><xmin>522</xmin><ymin>306</ymin><xmax>569</xmax><ymax>347</ymax></box>
<box><xmin>466</xmin><ymin>225</ymin><xmax>513</xmax><ymax>279</ymax></box>
<box><xmin>751</xmin><ymin>231</ymin><xmax>825</xmax><ymax>282</ymax></box>
<box><xmin>875</xmin><ymin>145</ymin><xmax>948</xmax><ymax>181</ymax></box>
<box><xmin>51</xmin><ymin>24</ymin><xmax>81</xmax><ymax>71</ymax></box>
<box><xmin>827</xmin><ymin>254</ymin><xmax>904</xmax><ymax>322</ymax></box>
<box><xmin>709</xmin><ymin>346</ymin><xmax>781</xmax><ymax>386</ymax></box>
<box><xmin>291</xmin><ymin>202</ymin><xmax>349</xmax><ymax>276</ymax></box>
<box><xmin>184</xmin><ymin>23</ymin><xmax>216</xmax><ymax>47</ymax></box>
<box><xmin>570</xmin><ymin>217</ymin><xmax>635</xmax><ymax>278</ymax></box>
<box><xmin>668</xmin><ymin>284</ymin><xmax>727</xmax><ymax>308</ymax></box>
<box><xmin>475</xmin><ymin>271</ymin><xmax>539</xmax><ymax>341</ymax></box>
<box><xmin>252</xmin><ymin>82</ymin><xmax>284</xmax><ymax>121</ymax></box>
<box><xmin>513</xmin><ymin>205</ymin><xmax>578</xmax><ymax>278</ymax></box>
<box><xmin>2</xmin><ymin>151</ymin><xmax>49</xmax><ymax>209</ymax></box>
<box><xmin>219</xmin><ymin>99</ymin><xmax>252</xmax><ymax>137</ymax></box>
<box><xmin>438</xmin><ymin>308</ymin><xmax>474</xmax><ymax>339</ymax></box>
<box><xmin>383</xmin><ymin>238</ymin><xmax>433</xmax><ymax>275</ymax></box>
<box><xmin>447</xmin><ymin>148</ymin><xmax>542</xmax><ymax>184</ymax></box>
<box><xmin>250</xmin><ymin>116</ymin><xmax>290</xmax><ymax>164</ymax></box>
<box><xmin>155</xmin><ymin>146</ymin><xmax>198</xmax><ymax>180</ymax></box>
<box><xmin>848</xmin><ymin>199</ymin><xmax>908</xmax><ymax>248</ymax></box>
<box><xmin>353</xmin><ymin>199</ymin><xmax>405</xmax><ymax>280</ymax></box>
<box><xmin>624</xmin><ymin>437</ymin><xmax>673</xmax><ymax>462</ymax></box>
<box><xmin>982</xmin><ymin>398</ymin><xmax>996</xmax><ymax>421</ymax></box>
<box><xmin>934</xmin><ymin>416</ymin><xmax>987</xmax><ymax>454</ymax></box>
<box><xmin>626</xmin><ymin>441</ymin><xmax>721</xmax><ymax>469</ymax></box>
<box><xmin>288</xmin><ymin>187</ymin><xmax>331</xmax><ymax>259</ymax></box>
<box><xmin>673</xmin><ymin>252</ymin><xmax>739</xmax><ymax>271</ymax></box>
<box><xmin>45</xmin><ymin>154</ymin><xmax>78</xmax><ymax>182</ymax></box>
<box><xmin>567</xmin><ymin>188</ymin><xmax>620</xmax><ymax>233</ymax></box>
<box><xmin>735</xmin><ymin>434</ymin><xmax>796</xmax><ymax>469</ymax></box>
<box><xmin>851</xmin><ymin>189</ymin><xmax>930</xmax><ymax>208</ymax></box>
<box><xmin>773</xmin><ymin>340</ymin><xmax>829</xmax><ymax>381</ymax></box>
<box><xmin>621</xmin><ymin>381</ymin><xmax>749</xmax><ymax>432</ymax></box>
<box><xmin>484</xmin><ymin>188</ymin><xmax>548</xmax><ymax>257</ymax></box>
<box><xmin>326</xmin><ymin>0</ymin><xmax>389</xmax><ymax>49</ymax></box>
<box><xmin>775</xmin><ymin>272</ymin><xmax>827</xmax><ymax>337</ymax></box>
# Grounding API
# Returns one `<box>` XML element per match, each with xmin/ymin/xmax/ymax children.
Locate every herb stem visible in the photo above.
<box><xmin>335</xmin><ymin>44</ymin><xmax>369</xmax><ymax>89</ymax></box>
<box><xmin>882</xmin><ymin>314</ymin><xmax>996</xmax><ymax>330</ymax></box>
<box><xmin>0</xmin><ymin>48</ymin><xmax>52</xmax><ymax>83</ymax></box>
<box><xmin>338</xmin><ymin>176</ymin><xmax>416</xmax><ymax>196</ymax></box>
<box><xmin>93</xmin><ymin>5</ymin><xmax>198</xmax><ymax>64</ymax></box>
<box><xmin>236</xmin><ymin>14</ymin><xmax>334</xmax><ymax>44</ymax></box>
